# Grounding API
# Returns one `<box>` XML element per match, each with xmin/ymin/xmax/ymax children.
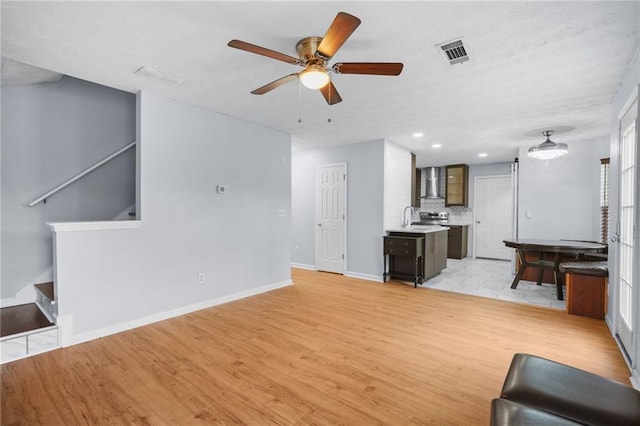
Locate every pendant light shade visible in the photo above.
<box><xmin>528</xmin><ymin>130</ymin><xmax>568</xmax><ymax>160</ymax></box>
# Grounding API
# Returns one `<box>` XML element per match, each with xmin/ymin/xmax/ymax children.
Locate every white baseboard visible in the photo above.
<box><xmin>290</xmin><ymin>263</ymin><xmax>315</xmax><ymax>271</ymax></box>
<box><xmin>62</xmin><ymin>279</ymin><xmax>293</xmax><ymax>347</ymax></box>
<box><xmin>605</xmin><ymin>313</ymin><xmax>614</xmax><ymax>334</ymax></box>
<box><xmin>289</xmin><ymin>266</ymin><xmax>382</xmax><ymax>283</ymax></box>
<box><xmin>113</xmin><ymin>203</ymin><xmax>136</xmax><ymax>221</ymax></box>
<box><xmin>35</xmin><ymin>300</ymin><xmax>56</xmax><ymax>323</ymax></box>
<box><xmin>0</xmin><ymin>285</ymin><xmax>37</xmax><ymax>308</ymax></box>
<box><xmin>1</xmin><ymin>268</ymin><xmax>54</xmax><ymax>308</ymax></box>
<box><xmin>345</xmin><ymin>271</ymin><xmax>383</xmax><ymax>283</ymax></box>
<box><xmin>630</xmin><ymin>370</ymin><xmax>640</xmax><ymax>390</ymax></box>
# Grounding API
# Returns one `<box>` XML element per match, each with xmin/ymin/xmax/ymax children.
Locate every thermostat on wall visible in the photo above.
<box><xmin>216</xmin><ymin>185</ymin><xmax>227</xmax><ymax>194</ymax></box>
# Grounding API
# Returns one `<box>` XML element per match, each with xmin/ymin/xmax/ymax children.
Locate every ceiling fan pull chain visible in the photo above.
<box><xmin>297</xmin><ymin>80</ymin><xmax>303</xmax><ymax>124</ymax></box>
<box><xmin>327</xmin><ymin>81</ymin><xmax>332</xmax><ymax>123</ymax></box>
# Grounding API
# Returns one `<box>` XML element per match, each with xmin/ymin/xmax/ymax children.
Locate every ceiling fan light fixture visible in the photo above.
<box><xmin>299</xmin><ymin>66</ymin><xmax>330</xmax><ymax>90</ymax></box>
<box><xmin>528</xmin><ymin>130</ymin><xmax>568</xmax><ymax>160</ymax></box>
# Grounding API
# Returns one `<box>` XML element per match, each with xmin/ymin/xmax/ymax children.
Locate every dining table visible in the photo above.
<box><xmin>503</xmin><ymin>238</ymin><xmax>607</xmax><ymax>300</ymax></box>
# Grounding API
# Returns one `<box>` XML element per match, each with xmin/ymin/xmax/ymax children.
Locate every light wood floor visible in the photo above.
<box><xmin>1</xmin><ymin>268</ymin><xmax>630</xmax><ymax>425</ymax></box>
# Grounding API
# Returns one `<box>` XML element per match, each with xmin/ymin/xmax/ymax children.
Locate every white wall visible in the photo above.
<box><xmin>1</xmin><ymin>76</ymin><xmax>136</xmax><ymax>301</ymax></box>
<box><xmin>291</xmin><ymin>139</ymin><xmax>385</xmax><ymax>280</ymax></box>
<box><xmin>384</xmin><ymin>142</ymin><xmax>412</xmax><ymax>230</ymax></box>
<box><xmin>607</xmin><ymin>48</ymin><xmax>640</xmax><ymax>386</ymax></box>
<box><xmin>51</xmin><ymin>91</ymin><xmax>292</xmax><ymax>344</ymax></box>
<box><xmin>518</xmin><ymin>137</ymin><xmax>608</xmax><ymax>241</ymax></box>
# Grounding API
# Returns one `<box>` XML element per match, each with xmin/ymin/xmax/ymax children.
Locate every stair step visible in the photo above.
<box><xmin>0</xmin><ymin>303</ymin><xmax>53</xmax><ymax>338</ymax></box>
<box><xmin>34</xmin><ymin>282</ymin><xmax>54</xmax><ymax>302</ymax></box>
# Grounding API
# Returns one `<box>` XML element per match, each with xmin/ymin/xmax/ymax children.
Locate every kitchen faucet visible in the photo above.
<box><xmin>402</xmin><ymin>205</ymin><xmax>414</xmax><ymax>228</ymax></box>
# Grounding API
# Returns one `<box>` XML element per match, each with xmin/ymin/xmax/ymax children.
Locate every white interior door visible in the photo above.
<box><xmin>315</xmin><ymin>163</ymin><xmax>346</xmax><ymax>274</ymax></box>
<box><xmin>616</xmin><ymin>97</ymin><xmax>637</xmax><ymax>353</ymax></box>
<box><xmin>474</xmin><ymin>175</ymin><xmax>513</xmax><ymax>260</ymax></box>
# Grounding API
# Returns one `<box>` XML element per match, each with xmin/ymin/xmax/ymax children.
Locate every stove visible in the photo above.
<box><xmin>413</xmin><ymin>211</ymin><xmax>449</xmax><ymax>226</ymax></box>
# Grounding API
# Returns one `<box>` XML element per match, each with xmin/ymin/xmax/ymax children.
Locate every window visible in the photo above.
<box><xmin>600</xmin><ymin>158</ymin><xmax>610</xmax><ymax>243</ymax></box>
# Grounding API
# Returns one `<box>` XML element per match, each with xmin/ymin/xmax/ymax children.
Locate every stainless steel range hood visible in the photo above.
<box><xmin>420</xmin><ymin>167</ymin><xmax>444</xmax><ymax>199</ymax></box>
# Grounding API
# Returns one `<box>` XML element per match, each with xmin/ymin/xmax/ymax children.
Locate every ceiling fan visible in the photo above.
<box><xmin>228</xmin><ymin>12</ymin><xmax>404</xmax><ymax>105</ymax></box>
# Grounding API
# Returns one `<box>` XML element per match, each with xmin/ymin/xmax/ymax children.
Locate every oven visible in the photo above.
<box><xmin>413</xmin><ymin>211</ymin><xmax>449</xmax><ymax>226</ymax></box>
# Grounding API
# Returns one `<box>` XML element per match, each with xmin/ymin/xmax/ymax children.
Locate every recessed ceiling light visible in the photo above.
<box><xmin>432</xmin><ymin>144</ymin><xmax>442</xmax><ymax>148</ymax></box>
<box><xmin>478</xmin><ymin>153</ymin><xmax>488</xmax><ymax>157</ymax></box>
<box><xmin>412</xmin><ymin>132</ymin><xmax>424</xmax><ymax>138</ymax></box>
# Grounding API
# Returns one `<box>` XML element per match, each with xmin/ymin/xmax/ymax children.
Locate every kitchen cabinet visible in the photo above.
<box><xmin>387</xmin><ymin>229</ymin><xmax>447</xmax><ymax>282</ymax></box>
<box><xmin>428</xmin><ymin>230</ymin><xmax>448</xmax><ymax>276</ymax></box>
<box><xmin>447</xmin><ymin>225</ymin><xmax>468</xmax><ymax>259</ymax></box>
<box><xmin>383</xmin><ymin>236</ymin><xmax>424</xmax><ymax>287</ymax></box>
<box><xmin>411</xmin><ymin>153</ymin><xmax>421</xmax><ymax>207</ymax></box>
<box><xmin>445</xmin><ymin>164</ymin><xmax>469</xmax><ymax>207</ymax></box>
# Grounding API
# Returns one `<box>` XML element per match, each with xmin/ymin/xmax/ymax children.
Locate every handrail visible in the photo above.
<box><xmin>28</xmin><ymin>141</ymin><xmax>136</xmax><ymax>207</ymax></box>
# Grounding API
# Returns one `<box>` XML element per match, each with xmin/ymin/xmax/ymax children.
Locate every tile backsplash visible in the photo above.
<box><xmin>417</xmin><ymin>198</ymin><xmax>473</xmax><ymax>221</ymax></box>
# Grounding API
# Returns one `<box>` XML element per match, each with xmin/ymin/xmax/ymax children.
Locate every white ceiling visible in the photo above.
<box><xmin>2</xmin><ymin>1</ymin><xmax>638</xmax><ymax>166</ymax></box>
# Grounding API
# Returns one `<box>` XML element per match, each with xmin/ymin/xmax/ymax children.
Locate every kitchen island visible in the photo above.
<box><xmin>384</xmin><ymin>226</ymin><xmax>448</xmax><ymax>285</ymax></box>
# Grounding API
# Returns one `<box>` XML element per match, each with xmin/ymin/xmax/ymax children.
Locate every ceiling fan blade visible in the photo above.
<box><xmin>315</xmin><ymin>12</ymin><xmax>361</xmax><ymax>60</ymax></box>
<box><xmin>332</xmin><ymin>62</ymin><xmax>404</xmax><ymax>76</ymax></box>
<box><xmin>251</xmin><ymin>73</ymin><xmax>299</xmax><ymax>95</ymax></box>
<box><xmin>319</xmin><ymin>81</ymin><xmax>342</xmax><ymax>105</ymax></box>
<box><xmin>228</xmin><ymin>40</ymin><xmax>301</xmax><ymax>65</ymax></box>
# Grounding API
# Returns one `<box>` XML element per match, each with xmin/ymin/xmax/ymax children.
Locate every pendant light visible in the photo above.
<box><xmin>528</xmin><ymin>130</ymin><xmax>568</xmax><ymax>160</ymax></box>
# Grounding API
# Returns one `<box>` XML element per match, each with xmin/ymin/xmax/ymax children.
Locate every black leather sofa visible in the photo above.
<box><xmin>492</xmin><ymin>353</ymin><xmax>640</xmax><ymax>425</ymax></box>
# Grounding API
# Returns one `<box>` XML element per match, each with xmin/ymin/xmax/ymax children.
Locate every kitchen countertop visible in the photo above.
<box><xmin>446</xmin><ymin>221</ymin><xmax>473</xmax><ymax>226</ymax></box>
<box><xmin>386</xmin><ymin>226</ymin><xmax>449</xmax><ymax>234</ymax></box>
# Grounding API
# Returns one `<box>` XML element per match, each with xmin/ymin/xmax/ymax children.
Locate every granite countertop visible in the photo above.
<box><xmin>386</xmin><ymin>226</ymin><xmax>449</xmax><ymax>234</ymax></box>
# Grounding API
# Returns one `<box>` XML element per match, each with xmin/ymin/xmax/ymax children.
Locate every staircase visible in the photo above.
<box><xmin>34</xmin><ymin>282</ymin><xmax>57</xmax><ymax>322</ymax></box>
<box><xmin>1</xmin><ymin>282</ymin><xmax>59</xmax><ymax>363</ymax></box>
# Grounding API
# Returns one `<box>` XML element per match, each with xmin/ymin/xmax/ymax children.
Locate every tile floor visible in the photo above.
<box><xmin>419</xmin><ymin>257</ymin><xmax>566</xmax><ymax>310</ymax></box>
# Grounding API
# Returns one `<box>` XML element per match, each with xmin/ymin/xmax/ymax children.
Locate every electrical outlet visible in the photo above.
<box><xmin>198</xmin><ymin>273</ymin><xmax>205</xmax><ymax>284</ymax></box>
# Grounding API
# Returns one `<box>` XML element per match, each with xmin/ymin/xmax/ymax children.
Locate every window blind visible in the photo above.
<box><xmin>600</xmin><ymin>158</ymin><xmax>610</xmax><ymax>243</ymax></box>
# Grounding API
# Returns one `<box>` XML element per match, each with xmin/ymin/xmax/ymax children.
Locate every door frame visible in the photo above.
<box><xmin>472</xmin><ymin>174</ymin><xmax>514</xmax><ymax>259</ymax></box>
<box><xmin>314</xmin><ymin>162</ymin><xmax>348</xmax><ymax>274</ymax></box>
<box><xmin>610</xmin><ymin>87</ymin><xmax>639</xmax><ymax>368</ymax></box>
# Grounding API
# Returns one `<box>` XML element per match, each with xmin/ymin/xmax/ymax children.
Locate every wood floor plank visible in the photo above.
<box><xmin>1</xmin><ymin>268</ymin><xmax>630</xmax><ymax>425</ymax></box>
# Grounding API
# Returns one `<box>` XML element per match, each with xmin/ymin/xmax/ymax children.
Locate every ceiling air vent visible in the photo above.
<box><xmin>437</xmin><ymin>39</ymin><xmax>469</xmax><ymax>65</ymax></box>
<box><xmin>135</xmin><ymin>66</ymin><xmax>185</xmax><ymax>86</ymax></box>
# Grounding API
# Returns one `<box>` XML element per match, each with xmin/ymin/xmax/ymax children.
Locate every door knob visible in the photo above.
<box><xmin>476</xmin><ymin>220</ymin><xmax>480</xmax><ymax>224</ymax></box>
<box><xmin>317</xmin><ymin>223</ymin><xmax>322</xmax><ymax>227</ymax></box>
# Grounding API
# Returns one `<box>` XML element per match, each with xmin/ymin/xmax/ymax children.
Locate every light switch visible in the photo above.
<box><xmin>525</xmin><ymin>209</ymin><xmax>532</xmax><ymax>219</ymax></box>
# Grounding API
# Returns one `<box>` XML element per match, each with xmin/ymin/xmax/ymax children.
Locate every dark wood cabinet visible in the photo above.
<box><xmin>447</xmin><ymin>225</ymin><xmax>468</xmax><ymax>259</ymax></box>
<box><xmin>383</xmin><ymin>236</ymin><xmax>424</xmax><ymax>286</ymax></box>
<box><xmin>436</xmin><ymin>230</ymin><xmax>448</xmax><ymax>271</ymax></box>
<box><xmin>566</xmin><ymin>273</ymin><xmax>607</xmax><ymax>319</ymax></box>
<box><xmin>386</xmin><ymin>230</ymin><xmax>447</xmax><ymax>284</ymax></box>
<box><xmin>411</xmin><ymin>153</ymin><xmax>421</xmax><ymax>208</ymax></box>
<box><xmin>425</xmin><ymin>231</ymin><xmax>448</xmax><ymax>277</ymax></box>
<box><xmin>445</xmin><ymin>164</ymin><xmax>469</xmax><ymax>207</ymax></box>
